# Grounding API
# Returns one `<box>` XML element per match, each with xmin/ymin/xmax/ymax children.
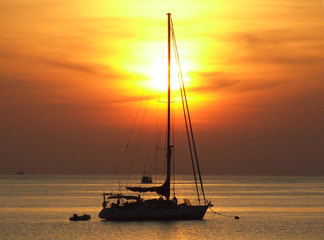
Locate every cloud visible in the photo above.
<box><xmin>190</xmin><ymin>71</ymin><xmax>286</xmax><ymax>96</ymax></box>
<box><xmin>229</xmin><ymin>28</ymin><xmax>324</xmax><ymax>65</ymax></box>
<box><xmin>101</xmin><ymin>96</ymin><xmax>150</xmax><ymax>105</ymax></box>
<box><xmin>42</xmin><ymin>58</ymin><xmax>102</xmax><ymax>74</ymax></box>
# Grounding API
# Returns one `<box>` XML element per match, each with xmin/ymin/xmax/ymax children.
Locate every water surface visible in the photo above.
<box><xmin>0</xmin><ymin>175</ymin><xmax>323</xmax><ymax>240</ymax></box>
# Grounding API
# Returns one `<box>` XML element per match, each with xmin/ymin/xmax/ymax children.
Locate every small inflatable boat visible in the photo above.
<box><xmin>69</xmin><ymin>213</ymin><xmax>91</xmax><ymax>221</ymax></box>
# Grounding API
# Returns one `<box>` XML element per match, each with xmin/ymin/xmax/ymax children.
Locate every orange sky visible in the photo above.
<box><xmin>1</xmin><ymin>0</ymin><xmax>324</xmax><ymax>174</ymax></box>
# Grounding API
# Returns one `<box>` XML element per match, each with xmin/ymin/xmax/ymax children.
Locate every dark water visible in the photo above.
<box><xmin>0</xmin><ymin>175</ymin><xmax>323</xmax><ymax>240</ymax></box>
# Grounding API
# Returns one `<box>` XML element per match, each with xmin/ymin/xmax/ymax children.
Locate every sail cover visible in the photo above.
<box><xmin>126</xmin><ymin>179</ymin><xmax>170</xmax><ymax>198</ymax></box>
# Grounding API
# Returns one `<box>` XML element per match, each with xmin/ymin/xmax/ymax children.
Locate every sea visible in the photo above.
<box><xmin>0</xmin><ymin>175</ymin><xmax>323</xmax><ymax>240</ymax></box>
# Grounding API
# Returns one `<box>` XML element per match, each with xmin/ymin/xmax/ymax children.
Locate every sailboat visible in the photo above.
<box><xmin>99</xmin><ymin>13</ymin><xmax>212</xmax><ymax>221</ymax></box>
<box><xmin>141</xmin><ymin>170</ymin><xmax>153</xmax><ymax>184</ymax></box>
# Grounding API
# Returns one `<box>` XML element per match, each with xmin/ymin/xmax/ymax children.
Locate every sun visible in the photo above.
<box><xmin>150</xmin><ymin>56</ymin><xmax>189</xmax><ymax>92</ymax></box>
<box><xmin>150</xmin><ymin>57</ymin><xmax>167</xmax><ymax>90</ymax></box>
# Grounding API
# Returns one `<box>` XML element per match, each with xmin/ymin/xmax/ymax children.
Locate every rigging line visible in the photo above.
<box><xmin>171</xmin><ymin>97</ymin><xmax>176</xmax><ymax>196</ymax></box>
<box><xmin>115</xmin><ymin>86</ymin><xmax>147</xmax><ymax>189</ymax></box>
<box><xmin>157</xmin><ymin>101</ymin><xmax>167</xmax><ymax>181</ymax></box>
<box><xmin>143</xmin><ymin>97</ymin><xmax>164</xmax><ymax>174</ymax></box>
<box><xmin>171</xmin><ymin>20</ymin><xmax>201</xmax><ymax>204</ymax></box>
<box><xmin>126</xmin><ymin>85</ymin><xmax>154</xmax><ymax>186</ymax></box>
<box><xmin>152</xmin><ymin>94</ymin><xmax>166</xmax><ymax>182</ymax></box>
<box><xmin>171</xmin><ymin>19</ymin><xmax>206</xmax><ymax>204</ymax></box>
<box><xmin>171</xmin><ymin>20</ymin><xmax>200</xmax><ymax>202</ymax></box>
<box><xmin>209</xmin><ymin>207</ymin><xmax>240</xmax><ymax>220</ymax></box>
<box><xmin>155</xmin><ymin>95</ymin><xmax>163</xmax><ymax>185</ymax></box>
<box><xmin>172</xmin><ymin>97</ymin><xmax>186</xmax><ymax>197</ymax></box>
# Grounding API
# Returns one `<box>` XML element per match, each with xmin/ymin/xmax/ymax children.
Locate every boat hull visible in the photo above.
<box><xmin>99</xmin><ymin>205</ymin><xmax>209</xmax><ymax>221</ymax></box>
<box><xmin>69</xmin><ymin>214</ymin><xmax>91</xmax><ymax>221</ymax></box>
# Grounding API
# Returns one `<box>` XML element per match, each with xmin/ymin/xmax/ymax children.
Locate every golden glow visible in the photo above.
<box><xmin>150</xmin><ymin>57</ymin><xmax>190</xmax><ymax>92</ymax></box>
<box><xmin>1</xmin><ymin>0</ymin><xmax>324</xmax><ymax>129</ymax></box>
<box><xmin>151</xmin><ymin>56</ymin><xmax>168</xmax><ymax>91</ymax></box>
<box><xmin>1</xmin><ymin>0</ymin><xmax>324</xmax><ymax>176</ymax></box>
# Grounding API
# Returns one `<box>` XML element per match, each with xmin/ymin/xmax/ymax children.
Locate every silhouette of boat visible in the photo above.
<box><xmin>141</xmin><ymin>171</ymin><xmax>153</xmax><ymax>184</ymax></box>
<box><xmin>99</xmin><ymin>13</ymin><xmax>212</xmax><ymax>221</ymax></box>
<box><xmin>69</xmin><ymin>213</ymin><xmax>91</xmax><ymax>221</ymax></box>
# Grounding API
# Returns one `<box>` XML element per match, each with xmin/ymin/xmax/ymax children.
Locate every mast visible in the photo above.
<box><xmin>127</xmin><ymin>13</ymin><xmax>209</xmax><ymax>204</ymax></box>
<box><xmin>166</xmin><ymin>12</ymin><xmax>171</xmax><ymax>200</ymax></box>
